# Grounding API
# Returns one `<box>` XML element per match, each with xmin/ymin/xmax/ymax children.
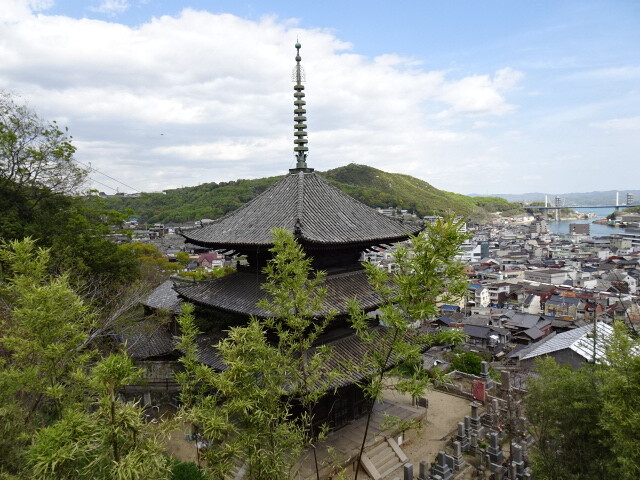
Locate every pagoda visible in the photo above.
<box><xmin>174</xmin><ymin>43</ymin><xmax>423</xmax><ymax>427</ymax></box>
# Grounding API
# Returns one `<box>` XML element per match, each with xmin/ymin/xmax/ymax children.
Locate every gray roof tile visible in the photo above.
<box><xmin>143</xmin><ymin>279</ymin><xmax>188</xmax><ymax>313</ymax></box>
<box><xmin>182</xmin><ymin>171</ymin><xmax>421</xmax><ymax>249</ymax></box>
<box><xmin>175</xmin><ymin>269</ymin><xmax>381</xmax><ymax>317</ymax></box>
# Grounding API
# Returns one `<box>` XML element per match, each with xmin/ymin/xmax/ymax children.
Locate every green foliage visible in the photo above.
<box><xmin>174</xmin><ymin>303</ymin><xmax>210</xmax><ymax>411</ymax></box>
<box><xmin>118</xmin><ymin>242</ymin><xmax>180</xmax><ymax>277</ymax></box>
<box><xmin>175</xmin><ymin>230</ymin><xmax>339</xmax><ymax>479</ymax></box>
<box><xmin>103</xmin><ymin>176</ymin><xmax>281</xmax><ymax>224</ymax></box>
<box><xmin>322</xmin><ymin>164</ymin><xmax>480</xmax><ymax>217</ymax></box>
<box><xmin>170</xmin><ymin>461</ymin><xmax>205</xmax><ymax>480</ymax></box>
<box><xmin>348</xmin><ymin>216</ymin><xmax>469</xmax><ymax>479</ymax></box>
<box><xmin>526</xmin><ymin>322</ymin><xmax>640</xmax><ymax>480</ymax></box>
<box><xmin>527</xmin><ymin>359</ymin><xmax>611</xmax><ymax>480</ymax></box>
<box><xmin>178</xmin><ymin>266</ymin><xmax>235</xmax><ymax>280</ymax></box>
<box><xmin>28</xmin><ymin>353</ymin><xmax>171</xmax><ymax>480</ymax></box>
<box><xmin>0</xmin><ymin>93</ymin><xmax>140</xmax><ymax>285</ymax></box>
<box><xmin>0</xmin><ymin>92</ymin><xmax>86</xmax><ymax>199</ymax></box>
<box><xmin>175</xmin><ymin>251</ymin><xmax>190</xmax><ymax>267</ymax></box>
<box><xmin>176</xmin><ymin>316</ymin><xmax>305</xmax><ymax>480</ymax></box>
<box><xmin>470</xmin><ymin>196</ymin><xmax>525</xmax><ymax>215</ymax></box>
<box><xmin>0</xmin><ymin>238</ymin><xmax>95</xmax><ymax>474</ymax></box>
<box><xmin>0</xmin><ymin>239</ymin><xmax>169</xmax><ymax>479</ymax></box>
<box><xmin>597</xmin><ymin>322</ymin><xmax>640</xmax><ymax>479</ymax></box>
<box><xmin>450</xmin><ymin>351</ymin><xmax>483</xmax><ymax>375</ymax></box>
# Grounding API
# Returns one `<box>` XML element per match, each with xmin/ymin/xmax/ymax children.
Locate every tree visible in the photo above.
<box><xmin>593</xmin><ymin>321</ymin><xmax>640</xmax><ymax>480</ymax></box>
<box><xmin>450</xmin><ymin>350</ymin><xmax>483</xmax><ymax>375</ymax></box>
<box><xmin>0</xmin><ymin>92</ymin><xmax>86</xmax><ymax>206</ymax></box>
<box><xmin>348</xmin><ymin>216</ymin><xmax>469</xmax><ymax>479</ymax></box>
<box><xmin>28</xmin><ymin>353</ymin><xmax>171</xmax><ymax>480</ymax></box>
<box><xmin>0</xmin><ymin>93</ymin><xmax>141</xmax><ymax>286</ymax></box>
<box><xmin>118</xmin><ymin>242</ymin><xmax>180</xmax><ymax>277</ymax></box>
<box><xmin>526</xmin><ymin>359</ymin><xmax>611</xmax><ymax>480</ymax></box>
<box><xmin>175</xmin><ymin>229</ymin><xmax>337</xmax><ymax>479</ymax></box>
<box><xmin>175</xmin><ymin>251</ymin><xmax>190</xmax><ymax>267</ymax></box>
<box><xmin>526</xmin><ymin>322</ymin><xmax>640</xmax><ymax>480</ymax></box>
<box><xmin>0</xmin><ymin>92</ymin><xmax>86</xmax><ymax>241</ymax></box>
<box><xmin>0</xmin><ymin>238</ymin><xmax>95</xmax><ymax>475</ymax></box>
<box><xmin>176</xmin><ymin>312</ymin><xmax>306</xmax><ymax>480</ymax></box>
<box><xmin>0</xmin><ymin>238</ymin><xmax>169</xmax><ymax>478</ymax></box>
<box><xmin>175</xmin><ymin>220</ymin><xmax>469</xmax><ymax>479</ymax></box>
<box><xmin>258</xmin><ymin>229</ymin><xmax>339</xmax><ymax>479</ymax></box>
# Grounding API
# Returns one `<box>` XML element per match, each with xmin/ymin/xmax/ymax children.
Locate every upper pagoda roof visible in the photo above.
<box><xmin>182</xmin><ymin>170</ymin><xmax>422</xmax><ymax>249</ymax></box>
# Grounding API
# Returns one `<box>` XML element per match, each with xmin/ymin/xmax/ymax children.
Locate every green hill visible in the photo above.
<box><xmin>101</xmin><ymin>163</ymin><xmax>518</xmax><ymax>224</ymax></box>
<box><xmin>320</xmin><ymin>164</ymin><xmax>478</xmax><ymax>217</ymax></box>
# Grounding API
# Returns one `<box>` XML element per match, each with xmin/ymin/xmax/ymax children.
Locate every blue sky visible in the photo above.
<box><xmin>1</xmin><ymin>0</ymin><xmax>638</xmax><ymax>195</ymax></box>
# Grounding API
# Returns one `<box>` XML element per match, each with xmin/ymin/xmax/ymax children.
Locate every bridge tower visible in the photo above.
<box><xmin>554</xmin><ymin>196</ymin><xmax>562</xmax><ymax>221</ymax></box>
<box><xmin>627</xmin><ymin>192</ymin><xmax>634</xmax><ymax>206</ymax></box>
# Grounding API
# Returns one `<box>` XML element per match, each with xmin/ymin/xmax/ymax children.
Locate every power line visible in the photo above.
<box><xmin>87</xmin><ymin>175</ymin><xmax>121</xmax><ymax>193</ymax></box>
<box><xmin>77</xmin><ymin>160</ymin><xmax>143</xmax><ymax>193</ymax></box>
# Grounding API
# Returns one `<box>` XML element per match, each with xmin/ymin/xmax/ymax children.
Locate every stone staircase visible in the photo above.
<box><xmin>225</xmin><ymin>457</ymin><xmax>247</xmax><ymax>480</ymax></box>
<box><xmin>360</xmin><ymin>437</ymin><xmax>408</xmax><ymax>480</ymax></box>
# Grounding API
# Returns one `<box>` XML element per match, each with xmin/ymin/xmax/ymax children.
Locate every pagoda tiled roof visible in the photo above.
<box><xmin>143</xmin><ymin>279</ymin><xmax>187</xmax><ymax>313</ymax></box>
<box><xmin>175</xmin><ymin>326</ymin><xmax>426</xmax><ymax>391</ymax></box>
<box><xmin>308</xmin><ymin>326</ymin><xmax>415</xmax><ymax>389</ymax></box>
<box><xmin>182</xmin><ymin>171</ymin><xmax>422</xmax><ymax>249</ymax></box>
<box><xmin>121</xmin><ymin>320</ymin><xmax>177</xmax><ymax>360</ymax></box>
<box><xmin>174</xmin><ymin>269</ymin><xmax>381</xmax><ymax>317</ymax></box>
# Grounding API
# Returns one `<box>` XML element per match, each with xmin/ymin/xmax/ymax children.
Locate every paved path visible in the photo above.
<box><xmin>295</xmin><ymin>399</ymin><xmax>427</xmax><ymax>480</ymax></box>
<box><xmin>385</xmin><ymin>389</ymin><xmax>474</xmax><ymax>479</ymax></box>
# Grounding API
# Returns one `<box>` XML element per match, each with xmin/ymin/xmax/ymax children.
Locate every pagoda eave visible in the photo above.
<box><xmin>180</xmin><ymin>232</ymin><xmax>422</xmax><ymax>253</ymax></box>
<box><xmin>174</xmin><ymin>269</ymin><xmax>383</xmax><ymax>319</ymax></box>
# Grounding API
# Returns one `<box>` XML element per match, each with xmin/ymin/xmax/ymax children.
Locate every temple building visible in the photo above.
<box><xmin>132</xmin><ymin>43</ymin><xmax>423</xmax><ymax>429</ymax></box>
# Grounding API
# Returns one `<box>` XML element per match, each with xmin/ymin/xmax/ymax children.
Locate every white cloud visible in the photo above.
<box><xmin>90</xmin><ymin>0</ymin><xmax>131</xmax><ymax>15</ymax></box>
<box><xmin>437</xmin><ymin>67</ymin><xmax>523</xmax><ymax>116</ymax></box>
<box><xmin>0</xmin><ymin>8</ymin><xmax>525</xmax><ymax>193</ymax></box>
<box><xmin>0</xmin><ymin>0</ymin><xmax>53</xmax><ymax>21</ymax></box>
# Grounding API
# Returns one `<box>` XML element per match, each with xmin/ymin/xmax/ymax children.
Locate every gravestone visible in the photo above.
<box><xmin>452</xmin><ymin>441</ymin><xmax>465</xmax><ymax>470</ymax></box>
<box><xmin>511</xmin><ymin>443</ymin><xmax>525</xmax><ymax>477</ymax></box>
<box><xmin>430</xmin><ymin>451</ymin><xmax>453</xmax><ymax>480</ymax></box>
<box><xmin>486</xmin><ymin>431</ymin><xmax>504</xmax><ymax>465</ymax></box>
<box><xmin>404</xmin><ymin>463</ymin><xmax>413</xmax><ymax>480</ymax></box>
<box><xmin>418</xmin><ymin>460</ymin><xmax>429</xmax><ymax>480</ymax></box>
<box><xmin>480</xmin><ymin>361</ymin><xmax>494</xmax><ymax>389</ymax></box>
<box><xmin>500</xmin><ymin>370</ymin><xmax>511</xmax><ymax>392</ymax></box>
<box><xmin>464</xmin><ymin>415</ymin><xmax>472</xmax><ymax>434</ymax></box>
<box><xmin>470</xmin><ymin>432</ymin><xmax>479</xmax><ymax>456</ymax></box>
<box><xmin>456</xmin><ymin>422</ymin><xmax>469</xmax><ymax>450</ymax></box>
<box><xmin>470</xmin><ymin>402</ymin><xmax>482</xmax><ymax>431</ymax></box>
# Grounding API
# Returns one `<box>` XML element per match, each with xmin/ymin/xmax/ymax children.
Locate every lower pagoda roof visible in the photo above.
<box><xmin>174</xmin><ymin>269</ymin><xmax>381</xmax><ymax>317</ymax></box>
<box><xmin>181</xmin><ymin>171</ymin><xmax>422</xmax><ymax>250</ymax></box>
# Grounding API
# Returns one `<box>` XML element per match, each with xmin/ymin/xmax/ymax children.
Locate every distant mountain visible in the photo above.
<box><xmin>470</xmin><ymin>190</ymin><xmax>640</xmax><ymax>206</ymax></box>
<box><xmin>102</xmin><ymin>164</ymin><xmax>522</xmax><ymax>224</ymax></box>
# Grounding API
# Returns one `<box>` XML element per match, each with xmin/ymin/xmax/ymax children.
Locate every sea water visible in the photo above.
<box><xmin>546</xmin><ymin>207</ymin><xmax>621</xmax><ymax>236</ymax></box>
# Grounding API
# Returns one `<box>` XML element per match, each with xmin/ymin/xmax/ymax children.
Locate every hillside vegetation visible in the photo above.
<box><xmin>102</xmin><ymin>164</ymin><xmax>521</xmax><ymax>224</ymax></box>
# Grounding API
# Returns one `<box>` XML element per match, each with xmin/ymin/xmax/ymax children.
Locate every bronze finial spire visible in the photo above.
<box><xmin>290</xmin><ymin>41</ymin><xmax>313</xmax><ymax>173</ymax></box>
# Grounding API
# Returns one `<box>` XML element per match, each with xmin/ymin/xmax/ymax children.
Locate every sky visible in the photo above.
<box><xmin>1</xmin><ymin>0</ymin><xmax>639</xmax><ymax>195</ymax></box>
